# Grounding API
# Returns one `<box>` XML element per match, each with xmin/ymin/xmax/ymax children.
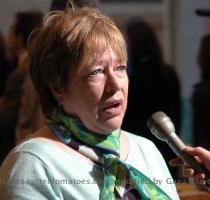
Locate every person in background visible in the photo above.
<box><xmin>0</xmin><ymin>11</ymin><xmax>43</xmax><ymax>164</ymax></box>
<box><xmin>0</xmin><ymin>3</ymin><xmax>179</xmax><ymax>199</ymax></box>
<box><xmin>7</xmin><ymin>11</ymin><xmax>43</xmax><ymax>69</ymax></box>
<box><xmin>122</xmin><ymin>19</ymin><xmax>181</xmax><ymax>179</ymax></box>
<box><xmin>0</xmin><ymin>31</ymin><xmax>13</xmax><ymax>96</ymax></box>
<box><xmin>50</xmin><ymin>0</ymin><xmax>100</xmax><ymax>10</ymax></box>
<box><xmin>192</xmin><ymin>34</ymin><xmax>210</xmax><ymax>150</ymax></box>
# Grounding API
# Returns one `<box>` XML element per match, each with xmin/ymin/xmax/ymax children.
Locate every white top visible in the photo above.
<box><xmin>0</xmin><ymin>130</ymin><xmax>180</xmax><ymax>200</ymax></box>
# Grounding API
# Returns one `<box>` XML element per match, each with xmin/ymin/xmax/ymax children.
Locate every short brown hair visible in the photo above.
<box><xmin>28</xmin><ymin>7</ymin><xmax>127</xmax><ymax>117</ymax></box>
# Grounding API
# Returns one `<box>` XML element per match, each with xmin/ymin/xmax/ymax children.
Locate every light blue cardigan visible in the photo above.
<box><xmin>0</xmin><ymin>131</ymin><xmax>180</xmax><ymax>200</ymax></box>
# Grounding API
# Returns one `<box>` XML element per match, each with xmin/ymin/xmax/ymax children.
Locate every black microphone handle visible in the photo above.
<box><xmin>166</xmin><ymin>134</ymin><xmax>210</xmax><ymax>191</ymax></box>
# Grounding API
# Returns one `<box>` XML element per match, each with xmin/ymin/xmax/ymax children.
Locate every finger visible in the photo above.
<box><xmin>183</xmin><ymin>167</ymin><xmax>195</xmax><ymax>177</ymax></box>
<box><xmin>169</xmin><ymin>157</ymin><xmax>183</xmax><ymax>166</ymax></box>
<box><xmin>189</xmin><ymin>177</ymin><xmax>205</xmax><ymax>190</ymax></box>
<box><xmin>190</xmin><ymin>173</ymin><xmax>206</xmax><ymax>190</ymax></box>
<box><xmin>184</xmin><ymin>146</ymin><xmax>210</xmax><ymax>172</ymax></box>
<box><xmin>195</xmin><ymin>173</ymin><xmax>206</xmax><ymax>180</ymax></box>
<box><xmin>185</xmin><ymin>146</ymin><xmax>210</xmax><ymax>162</ymax></box>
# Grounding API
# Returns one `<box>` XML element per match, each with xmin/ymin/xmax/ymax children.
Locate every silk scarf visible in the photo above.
<box><xmin>47</xmin><ymin>109</ymin><xmax>172</xmax><ymax>200</ymax></box>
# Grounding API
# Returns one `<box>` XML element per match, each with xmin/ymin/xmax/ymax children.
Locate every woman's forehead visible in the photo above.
<box><xmin>94</xmin><ymin>48</ymin><xmax>121</xmax><ymax>63</ymax></box>
<box><xmin>88</xmin><ymin>39</ymin><xmax>126</xmax><ymax>60</ymax></box>
<box><xmin>88</xmin><ymin>48</ymin><xmax>126</xmax><ymax>69</ymax></box>
<box><xmin>75</xmin><ymin>35</ymin><xmax>127</xmax><ymax>74</ymax></box>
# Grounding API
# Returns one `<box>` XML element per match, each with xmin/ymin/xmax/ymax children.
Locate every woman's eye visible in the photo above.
<box><xmin>116</xmin><ymin>65</ymin><xmax>127</xmax><ymax>72</ymax></box>
<box><xmin>89</xmin><ymin>68</ymin><xmax>103</xmax><ymax>76</ymax></box>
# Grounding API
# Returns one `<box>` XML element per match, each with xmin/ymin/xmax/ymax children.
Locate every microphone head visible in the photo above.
<box><xmin>147</xmin><ymin>111</ymin><xmax>175</xmax><ymax>141</ymax></box>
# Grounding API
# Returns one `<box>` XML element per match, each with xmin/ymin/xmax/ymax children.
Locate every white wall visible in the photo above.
<box><xmin>176</xmin><ymin>0</ymin><xmax>209</xmax><ymax>142</ymax></box>
<box><xmin>177</xmin><ymin>0</ymin><xmax>209</xmax><ymax>98</ymax></box>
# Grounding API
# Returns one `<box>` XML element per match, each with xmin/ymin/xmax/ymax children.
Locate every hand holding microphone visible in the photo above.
<box><xmin>147</xmin><ymin>111</ymin><xmax>210</xmax><ymax>192</ymax></box>
<box><xmin>170</xmin><ymin>146</ymin><xmax>210</xmax><ymax>191</ymax></box>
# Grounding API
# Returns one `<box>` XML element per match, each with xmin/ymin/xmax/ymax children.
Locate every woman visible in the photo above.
<box><xmin>0</xmin><ymin>4</ymin><xmax>179</xmax><ymax>200</ymax></box>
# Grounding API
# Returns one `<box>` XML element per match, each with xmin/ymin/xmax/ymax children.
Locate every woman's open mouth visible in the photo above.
<box><xmin>102</xmin><ymin>99</ymin><xmax>122</xmax><ymax>117</ymax></box>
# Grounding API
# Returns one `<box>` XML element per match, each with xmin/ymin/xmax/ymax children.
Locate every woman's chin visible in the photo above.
<box><xmin>83</xmin><ymin>115</ymin><xmax>124</xmax><ymax>135</ymax></box>
<box><xmin>98</xmin><ymin>117</ymin><xmax>123</xmax><ymax>134</ymax></box>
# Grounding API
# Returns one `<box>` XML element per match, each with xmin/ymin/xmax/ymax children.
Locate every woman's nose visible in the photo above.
<box><xmin>105</xmin><ymin>71</ymin><xmax>121</xmax><ymax>94</ymax></box>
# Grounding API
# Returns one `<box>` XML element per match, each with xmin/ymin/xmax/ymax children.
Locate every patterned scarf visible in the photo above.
<box><xmin>47</xmin><ymin>108</ymin><xmax>172</xmax><ymax>200</ymax></box>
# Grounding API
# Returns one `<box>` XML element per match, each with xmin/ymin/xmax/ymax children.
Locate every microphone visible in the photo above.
<box><xmin>147</xmin><ymin>111</ymin><xmax>210</xmax><ymax>191</ymax></box>
<box><xmin>195</xmin><ymin>9</ymin><xmax>210</xmax><ymax>17</ymax></box>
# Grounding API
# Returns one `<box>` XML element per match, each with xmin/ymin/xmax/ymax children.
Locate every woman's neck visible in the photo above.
<box><xmin>27</xmin><ymin>125</ymin><xmax>130</xmax><ymax>162</ymax></box>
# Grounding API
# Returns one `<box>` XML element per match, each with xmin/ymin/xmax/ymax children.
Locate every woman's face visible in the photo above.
<box><xmin>60</xmin><ymin>48</ymin><xmax>128</xmax><ymax>134</ymax></box>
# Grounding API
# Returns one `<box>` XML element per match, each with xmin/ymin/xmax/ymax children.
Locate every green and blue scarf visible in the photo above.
<box><xmin>47</xmin><ymin>108</ymin><xmax>172</xmax><ymax>200</ymax></box>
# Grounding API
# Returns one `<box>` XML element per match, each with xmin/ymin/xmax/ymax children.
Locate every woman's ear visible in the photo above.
<box><xmin>49</xmin><ymin>85</ymin><xmax>64</xmax><ymax>104</ymax></box>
